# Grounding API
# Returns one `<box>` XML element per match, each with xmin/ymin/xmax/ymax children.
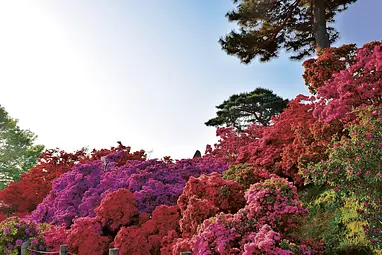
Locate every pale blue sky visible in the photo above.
<box><xmin>0</xmin><ymin>0</ymin><xmax>380</xmax><ymax>159</ymax></box>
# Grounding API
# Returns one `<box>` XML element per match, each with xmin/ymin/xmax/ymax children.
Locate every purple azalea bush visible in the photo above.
<box><xmin>30</xmin><ymin>152</ymin><xmax>229</xmax><ymax>227</ymax></box>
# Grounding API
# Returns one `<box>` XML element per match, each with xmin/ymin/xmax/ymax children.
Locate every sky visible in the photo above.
<box><xmin>0</xmin><ymin>0</ymin><xmax>380</xmax><ymax>160</ymax></box>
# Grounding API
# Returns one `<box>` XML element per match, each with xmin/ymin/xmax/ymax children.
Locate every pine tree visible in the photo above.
<box><xmin>220</xmin><ymin>0</ymin><xmax>357</xmax><ymax>63</ymax></box>
<box><xmin>205</xmin><ymin>88</ymin><xmax>289</xmax><ymax>131</ymax></box>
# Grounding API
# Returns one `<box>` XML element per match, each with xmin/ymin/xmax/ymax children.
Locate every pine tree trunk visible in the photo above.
<box><xmin>313</xmin><ymin>0</ymin><xmax>330</xmax><ymax>48</ymax></box>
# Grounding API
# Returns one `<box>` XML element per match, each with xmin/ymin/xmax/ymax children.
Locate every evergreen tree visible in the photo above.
<box><xmin>220</xmin><ymin>0</ymin><xmax>357</xmax><ymax>63</ymax></box>
<box><xmin>205</xmin><ymin>88</ymin><xmax>289</xmax><ymax>131</ymax></box>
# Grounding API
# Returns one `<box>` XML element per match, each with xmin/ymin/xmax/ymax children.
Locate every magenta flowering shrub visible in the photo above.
<box><xmin>172</xmin><ymin>177</ymin><xmax>320</xmax><ymax>254</ymax></box>
<box><xmin>0</xmin><ymin>217</ymin><xmax>48</xmax><ymax>255</ymax></box>
<box><xmin>241</xmin><ymin>177</ymin><xmax>309</xmax><ymax>233</ymax></box>
<box><xmin>191</xmin><ymin>214</ymin><xmax>241</xmax><ymax>255</ymax></box>
<box><xmin>242</xmin><ymin>224</ymin><xmax>313</xmax><ymax>255</ymax></box>
<box><xmin>313</xmin><ymin>42</ymin><xmax>382</xmax><ymax>123</ymax></box>
<box><xmin>30</xmin><ymin>154</ymin><xmax>229</xmax><ymax>227</ymax></box>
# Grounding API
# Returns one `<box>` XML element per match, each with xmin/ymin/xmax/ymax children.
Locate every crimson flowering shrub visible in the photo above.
<box><xmin>113</xmin><ymin>205</ymin><xmax>181</xmax><ymax>255</ymax></box>
<box><xmin>313</xmin><ymin>41</ymin><xmax>382</xmax><ymax>123</ymax></box>
<box><xmin>177</xmin><ymin>172</ymin><xmax>245</xmax><ymax>238</ymax></box>
<box><xmin>0</xmin><ymin>217</ymin><xmax>48</xmax><ymax>255</ymax></box>
<box><xmin>30</xmin><ymin>156</ymin><xmax>229</xmax><ymax>227</ymax></box>
<box><xmin>66</xmin><ymin>217</ymin><xmax>111</xmax><ymax>255</ymax></box>
<box><xmin>114</xmin><ymin>226</ymin><xmax>151</xmax><ymax>254</ymax></box>
<box><xmin>87</xmin><ymin>141</ymin><xmax>146</xmax><ymax>163</ymax></box>
<box><xmin>0</xmin><ymin>149</ymin><xmax>87</xmax><ymax>216</ymax></box>
<box><xmin>304</xmin><ymin>106</ymin><xmax>382</xmax><ymax>248</ymax></box>
<box><xmin>95</xmin><ymin>188</ymin><xmax>139</xmax><ymax>232</ymax></box>
<box><xmin>43</xmin><ymin>225</ymin><xmax>68</xmax><ymax>253</ymax></box>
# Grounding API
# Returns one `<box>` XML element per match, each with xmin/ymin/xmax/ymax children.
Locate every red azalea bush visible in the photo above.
<box><xmin>302</xmin><ymin>43</ymin><xmax>358</xmax><ymax>93</ymax></box>
<box><xmin>43</xmin><ymin>224</ymin><xmax>68</xmax><ymax>252</ymax></box>
<box><xmin>177</xmin><ymin>172</ymin><xmax>246</xmax><ymax>238</ymax></box>
<box><xmin>114</xmin><ymin>226</ymin><xmax>151</xmax><ymax>254</ymax></box>
<box><xmin>113</xmin><ymin>205</ymin><xmax>181</xmax><ymax>255</ymax></box>
<box><xmin>95</xmin><ymin>188</ymin><xmax>139</xmax><ymax>232</ymax></box>
<box><xmin>67</xmin><ymin>217</ymin><xmax>111</xmax><ymax>255</ymax></box>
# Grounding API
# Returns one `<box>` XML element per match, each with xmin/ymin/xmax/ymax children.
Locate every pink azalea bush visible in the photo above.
<box><xmin>171</xmin><ymin>177</ymin><xmax>322</xmax><ymax>254</ymax></box>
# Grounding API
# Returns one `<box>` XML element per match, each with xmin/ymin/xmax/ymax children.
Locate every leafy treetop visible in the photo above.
<box><xmin>0</xmin><ymin>105</ymin><xmax>44</xmax><ymax>189</ymax></box>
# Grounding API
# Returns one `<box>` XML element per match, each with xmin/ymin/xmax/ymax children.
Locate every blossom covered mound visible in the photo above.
<box><xmin>30</xmin><ymin>154</ymin><xmax>229</xmax><ymax>227</ymax></box>
<box><xmin>169</xmin><ymin>177</ymin><xmax>322</xmax><ymax>255</ymax></box>
<box><xmin>177</xmin><ymin>172</ymin><xmax>246</xmax><ymax>238</ymax></box>
<box><xmin>0</xmin><ymin>142</ymin><xmax>146</xmax><ymax>219</ymax></box>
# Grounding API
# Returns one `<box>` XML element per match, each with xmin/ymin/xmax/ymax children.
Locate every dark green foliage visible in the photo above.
<box><xmin>220</xmin><ymin>0</ymin><xmax>357</xmax><ymax>63</ymax></box>
<box><xmin>205</xmin><ymin>88</ymin><xmax>288</xmax><ymax>131</ymax></box>
<box><xmin>0</xmin><ymin>105</ymin><xmax>44</xmax><ymax>189</ymax></box>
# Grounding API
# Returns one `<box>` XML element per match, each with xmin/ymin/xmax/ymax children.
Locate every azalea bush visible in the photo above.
<box><xmin>171</xmin><ymin>177</ymin><xmax>321</xmax><ymax>254</ymax></box>
<box><xmin>312</xmin><ymin>41</ymin><xmax>382</xmax><ymax>123</ymax></box>
<box><xmin>67</xmin><ymin>217</ymin><xmax>111</xmax><ymax>255</ymax></box>
<box><xmin>177</xmin><ymin>172</ymin><xmax>246</xmax><ymax>238</ymax></box>
<box><xmin>0</xmin><ymin>217</ymin><xmax>48</xmax><ymax>255</ymax></box>
<box><xmin>113</xmin><ymin>205</ymin><xmax>181</xmax><ymax>255</ymax></box>
<box><xmin>0</xmin><ymin>142</ymin><xmax>146</xmax><ymax>219</ymax></box>
<box><xmin>30</xmin><ymin>156</ymin><xmax>228</xmax><ymax>227</ymax></box>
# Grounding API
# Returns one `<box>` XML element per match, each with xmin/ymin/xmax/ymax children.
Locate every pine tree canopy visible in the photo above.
<box><xmin>220</xmin><ymin>0</ymin><xmax>357</xmax><ymax>63</ymax></box>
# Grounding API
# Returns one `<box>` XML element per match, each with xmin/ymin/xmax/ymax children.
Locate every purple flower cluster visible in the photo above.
<box><xmin>30</xmin><ymin>153</ymin><xmax>229</xmax><ymax>227</ymax></box>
